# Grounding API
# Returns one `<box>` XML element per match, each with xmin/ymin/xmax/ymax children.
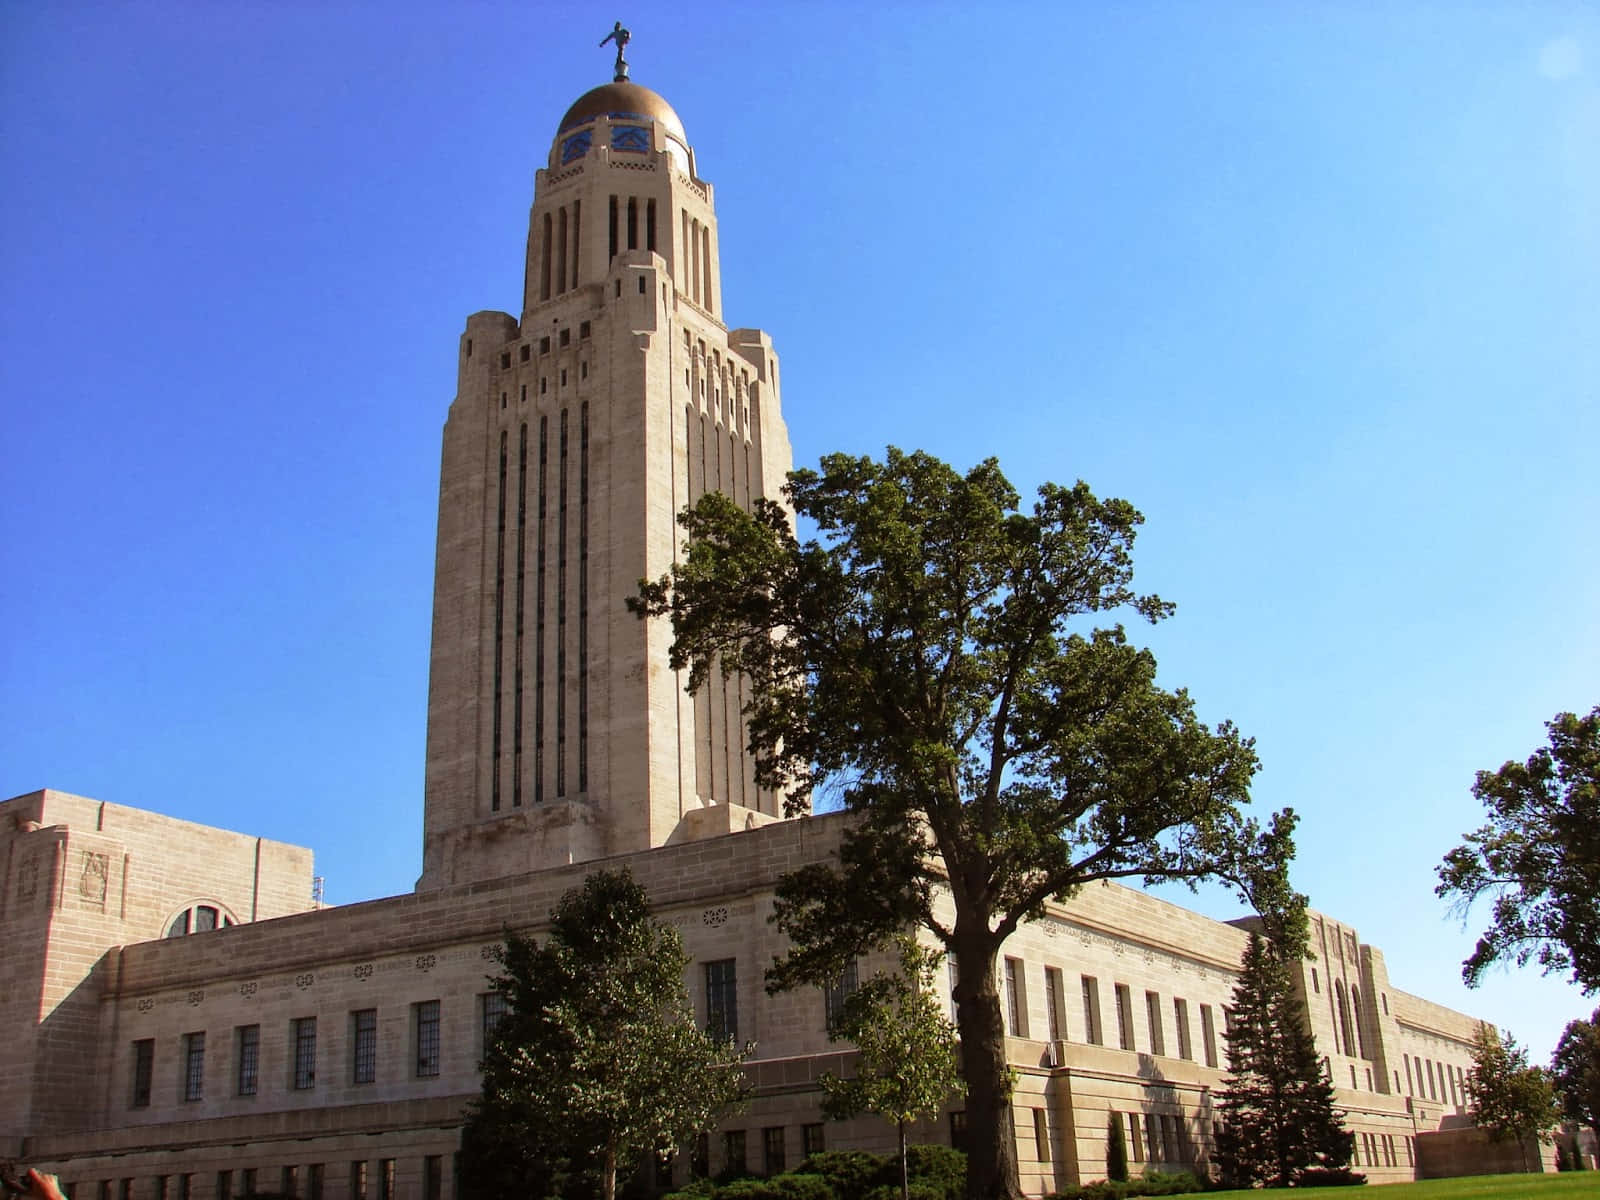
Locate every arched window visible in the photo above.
<box><xmin>165</xmin><ymin>902</ymin><xmax>238</xmax><ymax>938</ymax></box>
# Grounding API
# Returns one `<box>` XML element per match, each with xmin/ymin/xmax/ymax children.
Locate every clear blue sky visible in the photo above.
<box><xmin>3</xmin><ymin>3</ymin><xmax>1596</xmax><ymax>1061</ymax></box>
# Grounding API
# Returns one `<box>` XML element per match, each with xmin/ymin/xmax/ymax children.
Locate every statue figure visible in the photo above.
<box><xmin>600</xmin><ymin>21</ymin><xmax>631</xmax><ymax>81</ymax></box>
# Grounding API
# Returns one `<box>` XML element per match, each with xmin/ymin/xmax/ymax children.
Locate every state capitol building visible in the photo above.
<box><xmin>3</xmin><ymin>48</ymin><xmax>1509</xmax><ymax>1197</ymax></box>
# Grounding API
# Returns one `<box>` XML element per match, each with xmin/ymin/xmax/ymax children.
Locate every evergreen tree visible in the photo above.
<box><xmin>1106</xmin><ymin>1113</ymin><xmax>1130</xmax><ymax>1183</ymax></box>
<box><xmin>460</xmin><ymin>870</ymin><xmax>747</xmax><ymax>1200</ymax></box>
<box><xmin>1213</xmin><ymin>933</ymin><xmax>1355</xmax><ymax>1188</ymax></box>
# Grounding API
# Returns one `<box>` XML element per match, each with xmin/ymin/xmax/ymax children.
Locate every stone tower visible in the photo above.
<box><xmin>419</xmin><ymin>72</ymin><xmax>794</xmax><ymax>889</ymax></box>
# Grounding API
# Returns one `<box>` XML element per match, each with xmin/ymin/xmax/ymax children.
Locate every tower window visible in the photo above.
<box><xmin>519</xmin><ymin>344</ymin><xmax>530</xmax><ymax>362</ymax></box>
<box><xmin>500</xmin><ymin>351</ymin><xmax>511</xmax><ymax>369</ymax></box>
<box><xmin>579</xmin><ymin>321</ymin><xmax>591</xmax><ymax>339</ymax></box>
<box><xmin>638</xmin><ymin>276</ymin><xmax>647</xmax><ymax>294</ymax></box>
<box><xmin>539</xmin><ymin>336</ymin><xmax>551</xmax><ymax>355</ymax></box>
<box><xmin>560</xmin><ymin>369</ymin><xmax>568</xmax><ymax>387</ymax></box>
<box><xmin>560</xmin><ymin>328</ymin><xmax>571</xmax><ymax>347</ymax></box>
<box><xmin>540</xmin><ymin>377</ymin><xmax>547</xmax><ymax>395</ymax></box>
<box><xmin>580</xmin><ymin>362</ymin><xmax>588</xmax><ymax>380</ymax></box>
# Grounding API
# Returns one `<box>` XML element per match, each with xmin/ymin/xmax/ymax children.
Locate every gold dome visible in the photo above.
<box><xmin>556</xmin><ymin>81</ymin><xmax>687</xmax><ymax>146</ymax></box>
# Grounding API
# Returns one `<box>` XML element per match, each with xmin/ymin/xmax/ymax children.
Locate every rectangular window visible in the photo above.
<box><xmin>481</xmin><ymin>991</ymin><xmax>508</xmax><ymax>1052</ymax></box>
<box><xmin>802</xmin><ymin>1123</ymin><xmax>825</xmax><ymax>1158</ymax></box>
<box><xmin>1144</xmin><ymin>1114</ymin><xmax>1160</xmax><ymax>1163</ymax></box>
<box><xmin>155</xmin><ymin>1177</ymin><xmax>168</xmax><ymax>1200</ymax></box>
<box><xmin>693</xmin><ymin>1133</ymin><xmax>710</xmax><ymax>1178</ymax></box>
<box><xmin>182</xmin><ymin>1031</ymin><xmax>205</xmax><ymax>1101</ymax></box>
<box><xmin>1081</xmin><ymin>975</ymin><xmax>1103</xmax><ymax>1045</ymax></box>
<box><xmin>706</xmin><ymin>959</ymin><xmax>738</xmax><ymax>1044</ymax></box>
<box><xmin>1173</xmin><ymin>998</ymin><xmax>1192</xmax><ymax>1060</ymax></box>
<box><xmin>236</xmin><ymin>1025</ymin><xmax>259</xmax><ymax>1096</ymax></box>
<box><xmin>1032</xmin><ymin>1108</ymin><xmax>1050</xmax><ymax>1163</ymax></box>
<box><xmin>1115</xmin><ymin>983</ymin><xmax>1135</xmax><ymax>1051</ymax></box>
<box><xmin>379</xmin><ymin>1160</ymin><xmax>395</xmax><ymax>1200</ymax></box>
<box><xmin>1003</xmin><ymin>957</ymin><xmax>1027</xmax><ymax>1037</ymax></box>
<box><xmin>216</xmin><ymin>1172</ymin><xmax>231</xmax><ymax>1200</ymax></box>
<box><xmin>308</xmin><ymin>1165</ymin><xmax>324</xmax><ymax>1200</ymax></box>
<box><xmin>763</xmin><ymin>1126</ymin><xmax>786</xmax><ymax>1175</ymax></box>
<box><xmin>292</xmin><ymin>1017</ymin><xmax>317</xmax><ymax>1089</ymax></box>
<box><xmin>415</xmin><ymin>999</ymin><xmax>441</xmax><ymax>1077</ymax></box>
<box><xmin>1200</xmin><ymin>1004</ymin><xmax>1219</xmax><ymax>1068</ymax></box>
<box><xmin>1145</xmin><ymin>991</ymin><xmax>1165</xmax><ymax>1056</ymax></box>
<box><xmin>1127</xmin><ymin>1111</ymin><xmax>1143</xmax><ymax>1162</ymax></box>
<box><xmin>349</xmin><ymin>1162</ymin><xmax>368</xmax><ymax>1200</ymax></box>
<box><xmin>242</xmin><ymin>1168</ymin><xmax>256</xmax><ymax>1197</ymax></box>
<box><xmin>281</xmin><ymin>1168</ymin><xmax>297</xmax><ymax>1197</ymax></box>
<box><xmin>948</xmin><ymin>1111</ymin><xmax>968</xmax><ymax>1153</ymax></box>
<box><xmin>352</xmin><ymin>1009</ymin><xmax>377</xmax><ymax>1084</ymax></box>
<box><xmin>131</xmin><ymin>1039</ymin><xmax>154</xmax><ymax>1108</ymax></box>
<box><xmin>179</xmin><ymin>1176</ymin><xmax>193</xmax><ymax>1200</ymax></box>
<box><xmin>1044</xmin><ymin>967</ymin><xmax>1064</xmax><ymax>1043</ymax></box>
<box><xmin>823</xmin><ymin>960</ymin><xmax>858</xmax><ymax>1030</ymax></box>
<box><xmin>723</xmin><ymin>1130</ymin><xmax>746</xmax><ymax>1175</ymax></box>
<box><xmin>424</xmin><ymin>1156</ymin><xmax>442</xmax><ymax>1200</ymax></box>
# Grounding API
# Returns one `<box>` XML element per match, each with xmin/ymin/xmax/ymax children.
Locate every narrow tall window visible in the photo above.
<box><xmin>131</xmin><ymin>1039</ymin><xmax>154</xmax><ymax>1108</ymax></box>
<box><xmin>823</xmin><ymin>959</ymin><xmax>858</xmax><ymax>1029</ymax></box>
<box><xmin>1003</xmin><ymin>957</ymin><xmax>1026</xmax><ymax>1037</ymax></box>
<box><xmin>379</xmin><ymin>1161</ymin><xmax>395</xmax><ymax>1200</ymax></box>
<box><xmin>763</xmin><ymin>1127</ymin><xmax>785</xmax><ymax>1175</ymax></box>
<box><xmin>415</xmin><ymin>999</ymin><xmax>441</xmax><ymax>1077</ymax></box>
<box><xmin>556</xmin><ymin>207</ymin><xmax>568</xmax><ymax>296</ymax></box>
<box><xmin>1200</xmin><ymin>1004</ymin><xmax>1218</xmax><ymax>1068</ymax></box>
<box><xmin>627</xmin><ymin>196</ymin><xmax>638</xmax><ymax>250</ymax></box>
<box><xmin>1044</xmin><ymin>967</ymin><xmax>1064</xmax><ymax>1043</ymax></box>
<box><xmin>292</xmin><ymin>1017</ymin><xmax>317</xmax><ymax>1089</ymax></box>
<box><xmin>1127</xmin><ymin>1111</ymin><xmax>1144</xmax><ymax>1162</ymax></box>
<box><xmin>570</xmin><ymin>199</ymin><xmax>580</xmax><ymax>290</ymax></box>
<box><xmin>608</xmin><ymin>194</ymin><xmax>619</xmax><ymax>261</ymax></box>
<box><xmin>481</xmin><ymin>992</ymin><xmax>508</xmax><ymax>1053</ymax></box>
<box><xmin>349</xmin><ymin>1162</ymin><xmax>367</xmax><ymax>1200</ymax></box>
<box><xmin>424</xmin><ymin>1158</ymin><xmax>442</xmax><ymax>1200</ymax></box>
<box><xmin>578</xmin><ymin>402</ymin><xmax>589</xmax><ymax>791</ymax></box>
<box><xmin>540</xmin><ymin>212</ymin><xmax>552</xmax><ymax>301</ymax></box>
<box><xmin>491</xmin><ymin>430</ymin><xmax>507</xmax><ymax>811</ymax></box>
<box><xmin>217</xmin><ymin>1172</ymin><xmax>231</xmax><ymax>1200</ymax></box>
<box><xmin>514</xmin><ymin>422</ymin><xmax>528</xmax><ymax>807</ymax></box>
<box><xmin>556</xmin><ymin>409</ymin><xmax>568</xmax><ymax>796</ymax></box>
<box><xmin>646</xmin><ymin>197</ymin><xmax>657</xmax><ymax>251</ymax></box>
<box><xmin>236</xmin><ymin>1025</ymin><xmax>259</xmax><ymax>1096</ymax></box>
<box><xmin>308</xmin><ymin>1165</ymin><xmax>324</xmax><ymax>1200</ymax></box>
<box><xmin>281</xmin><ymin>1169</ymin><xmax>297</xmax><ymax>1198</ymax></box>
<box><xmin>352</xmin><ymin>1008</ymin><xmax>377</xmax><ymax>1084</ymax></box>
<box><xmin>535</xmin><ymin>416</ymin><xmax>548</xmax><ymax>802</ymax></box>
<box><xmin>182</xmin><ymin>1031</ymin><xmax>205</xmax><ymax>1102</ymax></box>
<box><xmin>1081</xmin><ymin>976</ymin><xmax>1103</xmax><ymax>1046</ymax></box>
<box><xmin>802</xmin><ymin>1125</ymin><xmax>825</xmax><ymax>1158</ymax></box>
<box><xmin>705</xmin><ymin>959</ymin><xmax>737</xmax><ymax>1043</ymax></box>
<box><xmin>1173</xmin><ymin>998</ymin><xmax>1192</xmax><ymax>1060</ymax></box>
<box><xmin>1115</xmin><ymin>983</ymin><xmax>1135</xmax><ymax>1051</ymax></box>
<box><xmin>723</xmin><ymin>1131</ymin><xmax>746</xmax><ymax>1175</ymax></box>
<box><xmin>1145</xmin><ymin>990</ymin><xmax>1165</xmax><ymax>1056</ymax></box>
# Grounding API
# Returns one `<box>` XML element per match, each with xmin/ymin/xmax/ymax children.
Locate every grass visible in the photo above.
<box><xmin>1201</xmin><ymin>1175</ymin><xmax>1595</xmax><ymax>1199</ymax></box>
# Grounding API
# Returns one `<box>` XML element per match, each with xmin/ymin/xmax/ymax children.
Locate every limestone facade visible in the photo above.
<box><xmin>6</xmin><ymin>65</ymin><xmax>1499</xmax><ymax>1197</ymax></box>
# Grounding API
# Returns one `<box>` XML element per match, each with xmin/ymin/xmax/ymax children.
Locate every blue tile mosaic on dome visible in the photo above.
<box><xmin>561</xmin><ymin>130</ymin><xmax>592</xmax><ymax>164</ymax></box>
<box><xmin>610</xmin><ymin>125</ymin><xmax>650</xmax><ymax>153</ymax></box>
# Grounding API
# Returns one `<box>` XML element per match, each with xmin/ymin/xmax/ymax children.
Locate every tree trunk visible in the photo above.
<box><xmin>900</xmin><ymin>1119</ymin><xmax>910</xmax><ymax>1200</ymax></box>
<box><xmin>954</xmin><ymin>938</ymin><xmax>1024</xmax><ymax>1200</ymax></box>
<box><xmin>604</xmin><ymin>1144</ymin><xmax>618</xmax><ymax>1200</ymax></box>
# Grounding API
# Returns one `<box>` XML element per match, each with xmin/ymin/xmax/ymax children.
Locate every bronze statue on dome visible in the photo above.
<box><xmin>600</xmin><ymin>21</ymin><xmax>631</xmax><ymax>81</ymax></box>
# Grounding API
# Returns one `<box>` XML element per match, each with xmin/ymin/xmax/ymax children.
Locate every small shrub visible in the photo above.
<box><xmin>1294</xmin><ymin>1166</ymin><xmax>1367</xmax><ymax>1188</ymax></box>
<box><xmin>861</xmin><ymin>1185</ymin><xmax>942</xmax><ymax>1200</ymax></box>
<box><xmin>1044</xmin><ymin>1170</ymin><xmax>1202</xmax><ymax>1200</ymax></box>
<box><xmin>792</xmin><ymin>1152</ymin><xmax>884</xmax><ymax>1200</ymax></box>
<box><xmin>904</xmin><ymin>1145</ymin><xmax>965</xmax><ymax>1200</ymax></box>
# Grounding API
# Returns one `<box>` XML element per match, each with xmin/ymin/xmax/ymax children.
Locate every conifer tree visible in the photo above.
<box><xmin>1213</xmin><ymin>933</ymin><xmax>1355</xmax><ymax>1188</ymax></box>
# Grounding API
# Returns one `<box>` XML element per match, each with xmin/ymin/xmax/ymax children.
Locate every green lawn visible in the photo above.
<box><xmin>1201</xmin><ymin>1175</ymin><xmax>1596</xmax><ymax>1199</ymax></box>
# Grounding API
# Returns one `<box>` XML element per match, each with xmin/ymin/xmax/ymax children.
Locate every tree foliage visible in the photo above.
<box><xmin>1436</xmin><ymin>706</ymin><xmax>1600</xmax><ymax>993</ymax></box>
<box><xmin>1212</xmin><ymin>933</ymin><xmax>1355</xmax><ymax>1188</ymax></box>
<box><xmin>460</xmin><ymin>869</ymin><xmax>747</xmax><ymax>1200</ymax></box>
<box><xmin>1466</xmin><ymin>1024</ymin><xmax>1560</xmax><ymax>1170</ymax></box>
<box><xmin>1551</xmin><ymin>1007</ymin><xmax>1600</xmax><ymax>1135</ymax></box>
<box><xmin>819</xmin><ymin>938</ymin><xmax>965</xmax><ymax>1200</ymax></box>
<box><xmin>634</xmin><ymin>450</ymin><xmax>1303</xmax><ymax>1200</ymax></box>
<box><xmin>1106</xmin><ymin>1114</ymin><xmax>1130</xmax><ymax>1183</ymax></box>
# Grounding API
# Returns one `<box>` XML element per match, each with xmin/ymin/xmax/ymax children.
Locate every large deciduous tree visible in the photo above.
<box><xmin>1436</xmin><ymin>706</ymin><xmax>1600</xmax><ymax>993</ymax></box>
<box><xmin>1466</xmin><ymin>1024</ymin><xmax>1561</xmax><ymax>1172</ymax></box>
<box><xmin>1212</xmin><ymin>932</ymin><xmax>1355</xmax><ymax>1188</ymax></box>
<box><xmin>819</xmin><ymin>937</ymin><xmax>965</xmax><ymax>1200</ymax></box>
<box><xmin>1551</xmin><ymin>1007</ymin><xmax>1600</xmax><ymax>1137</ymax></box>
<box><xmin>460</xmin><ymin>869</ymin><xmax>746</xmax><ymax>1200</ymax></box>
<box><xmin>633</xmin><ymin>449</ymin><xmax>1303</xmax><ymax>1200</ymax></box>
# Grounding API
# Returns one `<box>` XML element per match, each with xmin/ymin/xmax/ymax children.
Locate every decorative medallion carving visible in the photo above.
<box><xmin>238</xmin><ymin>981</ymin><xmax>258</xmax><ymax>998</ymax></box>
<box><xmin>187</xmin><ymin>990</ymin><xmax>204</xmax><ymax>1006</ymax></box>
<box><xmin>353</xmin><ymin>963</ymin><xmax>374</xmax><ymax>981</ymax></box>
<box><xmin>79</xmin><ymin>851</ymin><xmax>109</xmax><ymax>906</ymax></box>
<box><xmin>16</xmin><ymin>856</ymin><xmax>39</xmax><ymax>902</ymax></box>
<box><xmin>415</xmin><ymin>953</ymin><xmax>437</xmax><ymax>973</ymax></box>
<box><xmin>294</xmin><ymin>972</ymin><xmax>315</xmax><ymax>989</ymax></box>
<box><xmin>702</xmin><ymin>907</ymin><xmax>729</xmax><ymax>927</ymax></box>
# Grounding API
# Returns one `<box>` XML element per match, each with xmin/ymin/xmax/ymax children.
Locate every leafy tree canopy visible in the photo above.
<box><xmin>820</xmin><ymin>938</ymin><xmax>965</xmax><ymax>1200</ymax></box>
<box><xmin>1551</xmin><ymin>1007</ymin><xmax>1600</xmax><ymax>1135</ymax></box>
<box><xmin>635</xmin><ymin>449</ymin><xmax>1303</xmax><ymax>1200</ymax></box>
<box><xmin>1466</xmin><ymin>1024</ymin><xmax>1561</xmax><ymax>1170</ymax></box>
<box><xmin>1437</xmin><ymin>706</ymin><xmax>1600</xmax><ymax>993</ymax></box>
<box><xmin>460</xmin><ymin>869</ymin><xmax>747</xmax><ymax>1200</ymax></box>
<box><xmin>1212</xmin><ymin>932</ymin><xmax>1355</xmax><ymax>1188</ymax></box>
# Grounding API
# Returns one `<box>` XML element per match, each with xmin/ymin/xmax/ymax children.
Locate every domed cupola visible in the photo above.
<box><xmin>551</xmin><ymin>80</ymin><xmax>691</xmax><ymax>174</ymax></box>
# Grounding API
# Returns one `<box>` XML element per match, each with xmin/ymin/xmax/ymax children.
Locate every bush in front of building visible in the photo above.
<box><xmin>663</xmin><ymin>1145</ymin><xmax>966</xmax><ymax>1200</ymax></box>
<box><xmin>1043</xmin><ymin>1168</ymin><xmax>1204</xmax><ymax>1200</ymax></box>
